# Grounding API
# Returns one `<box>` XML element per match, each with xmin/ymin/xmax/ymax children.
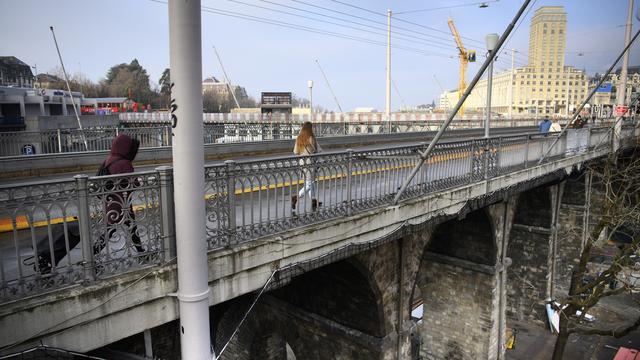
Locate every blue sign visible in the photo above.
<box><xmin>22</xmin><ymin>144</ymin><xmax>36</xmax><ymax>155</ymax></box>
<box><xmin>596</xmin><ymin>83</ymin><xmax>612</xmax><ymax>93</ymax></box>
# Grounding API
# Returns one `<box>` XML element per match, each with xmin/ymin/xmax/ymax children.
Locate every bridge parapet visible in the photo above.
<box><xmin>0</xmin><ymin>125</ymin><xmax>628</xmax><ymax>303</ymax></box>
<box><xmin>0</xmin><ymin>124</ymin><xmax>636</xmax><ymax>353</ymax></box>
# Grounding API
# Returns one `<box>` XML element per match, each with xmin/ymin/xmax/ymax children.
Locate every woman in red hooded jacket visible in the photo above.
<box><xmin>96</xmin><ymin>134</ymin><xmax>145</xmax><ymax>255</ymax></box>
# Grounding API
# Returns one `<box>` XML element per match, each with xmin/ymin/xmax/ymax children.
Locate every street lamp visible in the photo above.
<box><xmin>485</xmin><ymin>33</ymin><xmax>499</xmax><ymax>138</ymax></box>
<box><xmin>308</xmin><ymin>80</ymin><xmax>314</xmax><ymax>119</ymax></box>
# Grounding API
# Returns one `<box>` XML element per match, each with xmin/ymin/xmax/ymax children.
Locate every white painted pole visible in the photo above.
<box><xmin>168</xmin><ymin>1</ymin><xmax>212</xmax><ymax>359</ymax></box>
<box><xmin>485</xmin><ymin>58</ymin><xmax>494</xmax><ymax>138</ymax></box>
<box><xmin>386</xmin><ymin>9</ymin><xmax>392</xmax><ymax>130</ymax></box>
<box><xmin>614</xmin><ymin>0</ymin><xmax>634</xmax><ymax>152</ymax></box>
<box><xmin>508</xmin><ymin>49</ymin><xmax>515</xmax><ymax>120</ymax></box>
<box><xmin>213</xmin><ymin>46</ymin><xmax>240</xmax><ymax>109</ymax></box>
<box><xmin>485</xmin><ymin>34</ymin><xmax>499</xmax><ymax>138</ymax></box>
<box><xmin>49</xmin><ymin>26</ymin><xmax>87</xmax><ymax>151</ymax></box>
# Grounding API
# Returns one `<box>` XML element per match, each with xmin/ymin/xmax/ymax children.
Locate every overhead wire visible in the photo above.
<box><xmin>292</xmin><ymin>0</ymin><xmax>461</xmax><ymax>46</ymax></box>
<box><xmin>395</xmin><ymin>0</ymin><xmax>501</xmax><ymax>15</ymax></box>
<box><xmin>218</xmin><ymin>0</ymin><xmax>458</xmax><ymax>52</ymax></box>
<box><xmin>149</xmin><ymin>0</ymin><xmax>454</xmax><ymax>58</ymax></box>
<box><xmin>329</xmin><ymin>0</ymin><xmax>486</xmax><ymax>46</ymax></box>
<box><xmin>253</xmin><ymin>0</ymin><xmax>459</xmax><ymax>50</ymax></box>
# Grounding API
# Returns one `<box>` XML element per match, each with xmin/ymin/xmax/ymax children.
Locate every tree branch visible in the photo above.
<box><xmin>572</xmin><ymin>315</ymin><xmax>640</xmax><ymax>337</ymax></box>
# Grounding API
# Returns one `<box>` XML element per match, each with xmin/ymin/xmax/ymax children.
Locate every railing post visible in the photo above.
<box><xmin>346</xmin><ymin>149</ymin><xmax>353</xmax><ymax>216</ymax></box>
<box><xmin>74</xmin><ymin>174</ymin><xmax>95</xmax><ymax>281</ymax></box>
<box><xmin>157</xmin><ymin>166</ymin><xmax>176</xmax><ymax>261</ymax></box>
<box><xmin>225</xmin><ymin>160</ymin><xmax>237</xmax><ymax>246</ymax></box>
<box><xmin>484</xmin><ymin>139</ymin><xmax>490</xmax><ymax>181</ymax></box>
<box><xmin>524</xmin><ymin>135</ymin><xmax>530</xmax><ymax>168</ymax></box>
<box><xmin>57</xmin><ymin>128</ymin><xmax>63</xmax><ymax>153</ymax></box>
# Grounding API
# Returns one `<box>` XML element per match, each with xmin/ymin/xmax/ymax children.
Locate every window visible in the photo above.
<box><xmin>559</xmin><ymin>29</ymin><xmax>563</xmax><ymax>34</ymax></box>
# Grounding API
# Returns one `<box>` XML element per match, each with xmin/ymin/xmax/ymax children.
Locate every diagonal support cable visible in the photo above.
<box><xmin>392</xmin><ymin>0</ymin><xmax>533</xmax><ymax>205</ymax></box>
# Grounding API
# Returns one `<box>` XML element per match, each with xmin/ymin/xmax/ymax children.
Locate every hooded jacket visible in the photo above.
<box><xmin>104</xmin><ymin>134</ymin><xmax>140</xmax><ymax>174</ymax></box>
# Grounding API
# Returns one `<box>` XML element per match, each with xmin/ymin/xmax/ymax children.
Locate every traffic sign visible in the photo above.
<box><xmin>22</xmin><ymin>144</ymin><xmax>36</xmax><ymax>155</ymax></box>
<box><xmin>614</xmin><ymin>105</ymin><xmax>629</xmax><ymax>117</ymax></box>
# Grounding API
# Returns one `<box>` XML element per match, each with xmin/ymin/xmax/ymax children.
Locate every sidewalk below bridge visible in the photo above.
<box><xmin>507</xmin><ymin>292</ymin><xmax>640</xmax><ymax>360</ymax></box>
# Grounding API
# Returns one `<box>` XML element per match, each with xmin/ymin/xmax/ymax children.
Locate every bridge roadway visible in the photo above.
<box><xmin>0</xmin><ymin>124</ymin><xmax>631</xmax><ymax>356</ymax></box>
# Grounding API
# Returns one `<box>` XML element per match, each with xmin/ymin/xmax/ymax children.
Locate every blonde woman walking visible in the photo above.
<box><xmin>292</xmin><ymin>121</ymin><xmax>322</xmax><ymax>212</ymax></box>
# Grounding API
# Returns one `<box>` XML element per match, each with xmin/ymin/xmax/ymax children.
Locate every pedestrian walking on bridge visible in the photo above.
<box><xmin>292</xmin><ymin>121</ymin><xmax>322</xmax><ymax>212</ymax></box>
<box><xmin>539</xmin><ymin>117</ymin><xmax>552</xmax><ymax>134</ymax></box>
<box><xmin>96</xmin><ymin>134</ymin><xmax>146</xmax><ymax>257</ymax></box>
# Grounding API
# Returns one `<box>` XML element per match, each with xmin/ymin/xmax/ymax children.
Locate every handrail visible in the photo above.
<box><xmin>0</xmin><ymin>125</ymin><xmax>634</xmax><ymax>302</ymax></box>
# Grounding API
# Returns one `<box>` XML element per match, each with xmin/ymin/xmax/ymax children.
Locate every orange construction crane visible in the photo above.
<box><xmin>447</xmin><ymin>17</ymin><xmax>475</xmax><ymax>117</ymax></box>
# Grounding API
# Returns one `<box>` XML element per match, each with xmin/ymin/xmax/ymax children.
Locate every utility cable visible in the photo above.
<box><xmin>149</xmin><ymin>0</ymin><xmax>454</xmax><ymax>58</ymax></box>
<box><xmin>247</xmin><ymin>0</ymin><xmax>459</xmax><ymax>50</ymax></box>
<box><xmin>329</xmin><ymin>0</ymin><xmax>485</xmax><ymax>45</ymax></box>
<box><xmin>395</xmin><ymin>0</ymin><xmax>501</xmax><ymax>15</ymax></box>
<box><xmin>220</xmin><ymin>0</ymin><xmax>457</xmax><ymax>51</ymax></box>
<box><xmin>292</xmin><ymin>0</ymin><xmax>460</xmax><ymax>45</ymax></box>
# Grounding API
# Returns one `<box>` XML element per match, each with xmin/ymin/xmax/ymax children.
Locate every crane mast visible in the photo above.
<box><xmin>447</xmin><ymin>17</ymin><xmax>469</xmax><ymax>117</ymax></box>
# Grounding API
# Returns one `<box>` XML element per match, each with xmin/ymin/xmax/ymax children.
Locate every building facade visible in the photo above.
<box><xmin>589</xmin><ymin>66</ymin><xmax>640</xmax><ymax>117</ymax></box>
<box><xmin>202</xmin><ymin>76</ymin><xmax>248</xmax><ymax>99</ymax></box>
<box><xmin>439</xmin><ymin>6</ymin><xmax>589</xmax><ymax>118</ymax></box>
<box><xmin>0</xmin><ymin>56</ymin><xmax>34</xmax><ymax>88</ymax></box>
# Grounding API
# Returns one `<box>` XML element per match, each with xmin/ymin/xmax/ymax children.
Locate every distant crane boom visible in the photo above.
<box><xmin>447</xmin><ymin>17</ymin><xmax>469</xmax><ymax>117</ymax></box>
<box><xmin>315</xmin><ymin>60</ymin><xmax>343</xmax><ymax>113</ymax></box>
<box><xmin>213</xmin><ymin>46</ymin><xmax>240</xmax><ymax>109</ymax></box>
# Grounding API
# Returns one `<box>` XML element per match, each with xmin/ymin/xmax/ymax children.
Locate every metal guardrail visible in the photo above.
<box><xmin>0</xmin><ymin>125</ymin><xmax>634</xmax><ymax>301</ymax></box>
<box><xmin>0</xmin><ymin>118</ymin><xmax>616</xmax><ymax>158</ymax></box>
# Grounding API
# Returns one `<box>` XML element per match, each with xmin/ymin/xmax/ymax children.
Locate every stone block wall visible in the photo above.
<box><xmin>419</xmin><ymin>261</ymin><xmax>499</xmax><ymax>360</ymax></box>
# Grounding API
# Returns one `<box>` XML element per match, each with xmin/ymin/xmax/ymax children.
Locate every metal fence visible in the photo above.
<box><xmin>0</xmin><ymin>125</ymin><xmax>633</xmax><ymax>301</ymax></box>
<box><xmin>0</xmin><ymin>117</ymin><xmax>619</xmax><ymax>157</ymax></box>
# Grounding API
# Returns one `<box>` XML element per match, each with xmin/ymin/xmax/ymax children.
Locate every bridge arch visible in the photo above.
<box><xmin>413</xmin><ymin>209</ymin><xmax>501</xmax><ymax>359</ymax></box>
<box><xmin>214</xmin><ymin>259</ymin><xmax>386</xmax><ymax>359</ymax></box>
<box><xmin>428</xmin><ymin>208</ymin><xmax>497</xmax><ymax>265</ymax></box>
<box><xmin>506</xmin><ymin>185</ymin><xmax>556</xmax><ymax>322</ymax></box>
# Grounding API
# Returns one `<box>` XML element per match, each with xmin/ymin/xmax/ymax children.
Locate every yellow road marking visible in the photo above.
<box><xmin>1</xmin><ymin>145</ymin><xmax>523</xmax><ymax>233</ymax></box>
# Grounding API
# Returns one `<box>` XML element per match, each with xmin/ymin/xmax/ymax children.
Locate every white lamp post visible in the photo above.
<box><xmin>485</xmin><ymin>33</ymin><xmax>499</xmax><ymax>138</ymax></box>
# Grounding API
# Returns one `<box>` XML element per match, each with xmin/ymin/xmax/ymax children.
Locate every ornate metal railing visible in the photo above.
<box><xmin>0</xmin><ymin>125</ymin><xmax>633</xmax><ymax>301</ymax></box>
<box><xmin>3</xmin><ymin>117</ymin><xmax>614</xmax><ymax>157</ymax></box>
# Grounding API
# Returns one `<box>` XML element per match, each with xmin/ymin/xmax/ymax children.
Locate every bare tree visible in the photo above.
<box><xmin>552</xmin><ymin>148</ymin><xmax>640</xmax><ymax>359</ymax></box>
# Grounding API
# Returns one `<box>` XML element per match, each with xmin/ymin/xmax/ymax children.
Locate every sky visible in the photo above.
<box><xmin>1</xmin><ymin>0</ymin><xmax>639</xmax><ymax>112</ymax></box>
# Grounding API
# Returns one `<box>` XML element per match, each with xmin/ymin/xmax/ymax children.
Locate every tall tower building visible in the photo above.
<box><xmin>528</xmin><ymin>6</ymin><xmax>566</xmax><ymax>70</ymax></box>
